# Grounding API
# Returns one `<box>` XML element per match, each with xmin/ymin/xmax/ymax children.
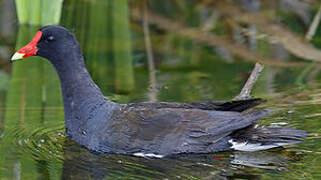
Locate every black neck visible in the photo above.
<box><xmin>48</xmin><ymin>44</ymin><xmax>106</xmax><ymax>121</ymax></box>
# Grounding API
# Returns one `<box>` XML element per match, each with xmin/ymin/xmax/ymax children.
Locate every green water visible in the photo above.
<box><xmin>0</xmin><ymin>0</ymin><xmax>321</xmax><ymax>179</ymax></box>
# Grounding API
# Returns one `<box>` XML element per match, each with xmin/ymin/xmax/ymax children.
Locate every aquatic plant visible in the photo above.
<box><xmin>15</xmin><ymin>0</ymin><xmax>63</xmax><ymax>25</ymax></box>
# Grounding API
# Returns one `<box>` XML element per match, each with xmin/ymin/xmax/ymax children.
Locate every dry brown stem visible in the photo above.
<box><xmin>131</xmin><ymin>8</ymin><xmax>308</xmax><ymax>67</ymax></box>
<box><xmin>235</xmin><ymin>63</ymin><xmax>264</xmax><ymax>100</ymax></box>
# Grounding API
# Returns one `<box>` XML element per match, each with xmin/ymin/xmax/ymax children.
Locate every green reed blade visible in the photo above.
<box><xmin>15</xmin><ymin>0</ymin><xmax>29</xmax><ymax>24</ymax></box>
<box><xmin>42</xmin><ymin>60</ymin><xmax>64</xmax><ymax>125</ymax></box>
<box><xmin>41</xmin><ymin>0</ymin><xmax>64</xmax><ymax>25</ymax></box>
<box><xmin>29</xmin><ymin>0</ymin><xmax>42</xmax><ymax>25</ymax></box>
<box><xmin>86</xmin><ymin>0</ymin><xmax>114</xmax><ymax>93</ymax></box>
<box><xmin>112</xmin><ymin>0</ymin><xmax>135</xmax><ymax>94</ymax></box>
<box><xmin>15</xmin><ymin>0</ymin><xmax>63</xmax><ymax>25</ymax></box>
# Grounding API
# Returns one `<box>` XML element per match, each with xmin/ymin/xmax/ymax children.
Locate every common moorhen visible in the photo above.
<box><xmin>11</xmin><ymin>26</ymin><xmax>306</xmax><ymax>157</ymax></box>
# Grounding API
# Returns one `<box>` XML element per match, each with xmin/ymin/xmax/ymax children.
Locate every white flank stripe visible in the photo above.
<box><xmin>133</xmin><ymin>152</ymin><xmax>164</xmax><ymax>158</ymax></box>
<box><xmin>228</xmin><ymin>139</ymin><xmax>287</xmax><ymax>152</ymax></box>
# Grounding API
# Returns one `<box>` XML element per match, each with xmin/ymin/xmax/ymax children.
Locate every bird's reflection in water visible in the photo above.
<box><xmin>61</xmin><ymin>139</ymin><xmax>303</xmax><ymax>180</ymax></box>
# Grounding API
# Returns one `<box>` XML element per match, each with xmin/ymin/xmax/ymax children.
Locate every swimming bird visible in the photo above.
<box><xmin>11</xmin><ymin>25</ymin><xmax>306</xmax><ymax>157</ymax></box>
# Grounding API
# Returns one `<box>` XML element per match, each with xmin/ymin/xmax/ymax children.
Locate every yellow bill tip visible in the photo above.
<box><xmin>11</xmin><ymin>52</ymin><xmax>25</xmax><ymax>61</ymax></box>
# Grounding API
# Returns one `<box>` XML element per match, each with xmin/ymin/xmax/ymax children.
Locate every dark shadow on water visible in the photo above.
<box><xmin>61</xmin><ymin>139</ymin><xmax>302</xmax><ymax>179</ymax></box>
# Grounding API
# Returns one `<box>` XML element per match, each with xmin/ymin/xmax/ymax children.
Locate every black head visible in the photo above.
<box><xmin>37</xmin><ymin>25</ymin><xmax>77</xmax><ymax>60</ymax></box>
<box><xmin>11</xmin><ymin>25</ymin><xmax>78</xmax><ymax>63</ymax></box>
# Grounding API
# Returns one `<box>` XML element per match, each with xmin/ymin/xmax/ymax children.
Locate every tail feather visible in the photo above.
<box><xmin>229</xmin><ymin>126</ymin><xmax>307</xmax><ymax>152</ymax></box>
<box><xmin>214</xmin><ymin>98</ymin><xmax>265</xmax><ymax>112</ymax></box>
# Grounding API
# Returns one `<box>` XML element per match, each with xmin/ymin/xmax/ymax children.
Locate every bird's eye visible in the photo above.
<box><xmin>47</xmin><ymin>36</ymin><xmax>55</xmax><ymax>41</ymax></box>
